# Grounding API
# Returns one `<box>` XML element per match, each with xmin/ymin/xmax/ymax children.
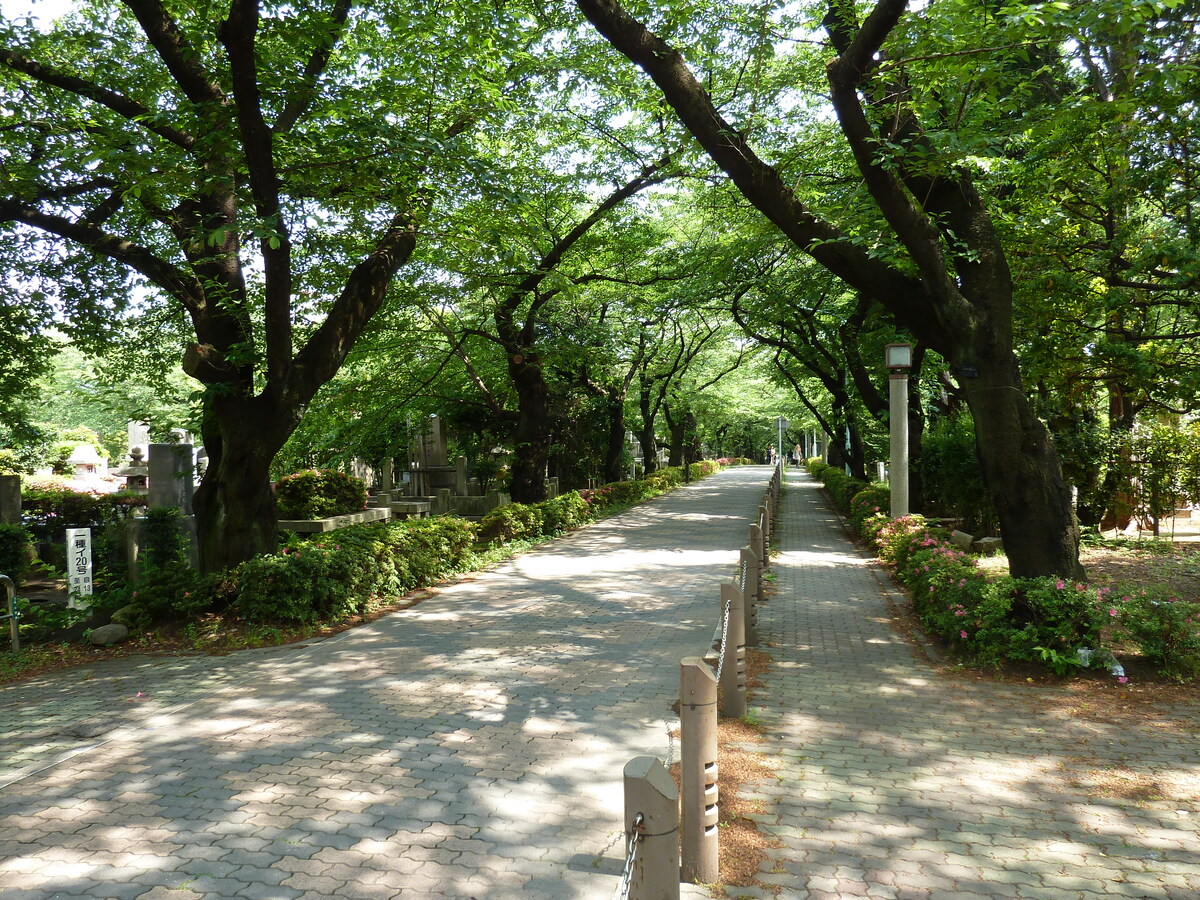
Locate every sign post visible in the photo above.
<box><xmin>65</xmin><ymin>527</ymin><xmax>93</xmax><ymax>609</ymax></box>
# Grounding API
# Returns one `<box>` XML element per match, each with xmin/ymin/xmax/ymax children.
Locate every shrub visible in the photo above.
<box><xmin>962</xmin><ymin>578</ymin><xmax>1106</xmax><ymax>670</ymax></box>
<box><xmin>0</xmin><ymin>449</ymin><xmax>29</xmax><ymax>476</ymax></box>
<box><xmin>849</xmin><ymin>485</ymin><xmax>890</xmax><ymax>536</ymax></box>
<box><xmin>235</xmin><ymin>517</ymin><xmax>477</xmax><ymax>624</ymax></box>
<box><xmin>1117</xmin><ymin>590</ymin><xmax>1200</xmax><ymax>681</ymax></box>
<box><xmin>917</xmin><ymin>411</ymin><xmax>997</xmax><ymax>534</ymax></box>
<box><xmin>540</xmin><ymin>492</ymin><xmax>590</xmax><ymax>536</ymax></box>
<box><xmin>275</xmin><ymin>469</ymin><xmax>367</xmax><ymax>519</ymax></box>
<box><xmin>0</xmin><ymin>524</ymin><xmax>31</xmax><ymax>584</ymax></box>
<box><xmin>120</xmin><ymin>507</ymin><xmax>206</xmax><ymax>624</ymax></box>
<box><xmin>20</xmin><ymin>486</ymin><xmax>143</xmax><ymax>541</ymax></box>
<box><xmin>477</xmin><ymin>502</ymin><xmax>545</xmax><ymax>546</ymax></box>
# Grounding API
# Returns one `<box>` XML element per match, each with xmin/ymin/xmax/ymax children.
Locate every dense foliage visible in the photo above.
<box><xmin>275</xmin><ymin>470</ymin><xmax>367</xmax><ymax>520</ymax></box>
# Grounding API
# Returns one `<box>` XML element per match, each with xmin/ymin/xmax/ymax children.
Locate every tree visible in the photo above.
<box><xmin>1</xmin><ymin>0</ymin><xmax>523</xmax><ymax>569</ymax></box>
<box><xmin>573</xmin><ymin>0</ymin><xmax>1097</xmax><ymax>577</ymax></box>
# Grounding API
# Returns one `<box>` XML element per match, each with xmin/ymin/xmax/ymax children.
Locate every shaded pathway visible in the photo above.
<box><xmin>741</xmin><ymin>469</ymin><xmax>1200</xmax><ymax>900</ymax></box>
<box><xmin>0</xmin><ymin>466</ymin><xmax>774</xmax><ymax>900</ymax></box>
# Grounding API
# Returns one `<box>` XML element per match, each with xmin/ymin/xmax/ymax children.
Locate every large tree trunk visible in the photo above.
<box><xmin>192</xmin><ymin>395</ymin><xmax>293</xmax><ymax>572</ymax></box>
<box><xmin>603</xmin><ymin>395</ymin><xmax>627</xmax><ymax>484</ymax></box>
<box><xmin>508</xmin><ymin>357</ymin><xmax>551</xmax><ymax>503</ymax></box>
<box><xmin>638</xmin><ymin>382</ymin><xmax>659</xmax><ymax>475</ymax></box>
<box><xmin>962</xmin><ymin>348</ymin><xmax>1083</xmax><ymax>579</ymax></box>
<box><xmin>664</xmin><ymin>404</ymin><xmax>686</xmax><ymax>467</ymax></box>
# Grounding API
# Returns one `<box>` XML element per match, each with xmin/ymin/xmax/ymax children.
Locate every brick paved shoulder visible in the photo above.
<box><xmin>0</xmin><ymin>466</ymin><xmax>774</xmax><ymax>899</ymax></box>
<box><xmin>741</xmin><ymin>469</ymin><xmax>1200</xmax><ymax>900</ymax></box>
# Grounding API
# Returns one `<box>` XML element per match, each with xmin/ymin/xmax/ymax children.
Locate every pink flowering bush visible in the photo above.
<box><xmin>848</xmin><ymin>486</ymin><xmax>890</xmax><ymax>534</ymax></box>
<box><xmin>1117</xmin><ymin>589</ymin><xmax>1200</xmax><ymax>681</ymax></box>
<box><xmin>869</xmin><ymin>516</ymin><xmax>1116</xmax><ymax>675</ymax></box>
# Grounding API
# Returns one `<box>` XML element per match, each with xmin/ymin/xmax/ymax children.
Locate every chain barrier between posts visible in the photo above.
<box><xmin>614</xmin><ymin>812</ymin><xmax>645</xmax><ymax>900</ymax></box>
<box><xmin>714</xmin><ymin>588</ymin><xmax>733</xmax><ymax>683</ymax></box>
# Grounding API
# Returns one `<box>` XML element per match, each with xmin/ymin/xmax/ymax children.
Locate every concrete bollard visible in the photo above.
<box><xmin>718</xmin><ymin>581</ymin><xmax>747</xmax><ymax>718</ymax></box>
<box><xmin>759</xmin><ymin>503</ymin><xmax>770</xmax><ymax>547</ymax></box>
<box><xmin>739</xmin><ymin>549</ymin><xmax>760</xmax><ymax>647</ymax></box>
<box><xmin>622</xmin><ymin>756</ymin><xmax>680</xmax><ymax>900</ymax></box>
<box><xmin>680</xmin><ymin>659</ymin><xmax>719</xmax><ymax>884</ymax></box>
<box><xmin>749</xmin><ymin>519</ymin><xmax>766</xmax><ymax>570</ymax></box>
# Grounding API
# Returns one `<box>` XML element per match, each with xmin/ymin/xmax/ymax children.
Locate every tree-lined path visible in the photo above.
<box><xmin>0</xmin><ymin>468</ymin><xmax>775</xmax><ymax>899</ymax></box>
<box><xmin>4</xmin><ymin>464</ymin><xmax>1198</xmax><ymax>900</ymax></box>
<box><xmin>743</xmin><ymin>470</ymin><xmax>1200</xmax><ymax>899</ymax></box>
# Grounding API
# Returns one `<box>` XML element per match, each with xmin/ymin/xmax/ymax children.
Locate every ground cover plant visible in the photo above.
<box><xmin>808</xmin><ymin>460</ymin><xmax>1200</xmax><ymax>684</ymax></box>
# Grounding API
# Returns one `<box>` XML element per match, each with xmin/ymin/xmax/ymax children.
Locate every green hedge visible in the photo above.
<box><xmin>235</xmin><ymin>517</ymin><xmax>478</xmax><ymax>624</ymax></box>
<box><xmin>275</xmin><ymin>469</ymin><xmax>367</xmax><ymax>519</ymax></box>
<box><xmin>20</xmin><ymin>485</ymin><xmax>143</xmax><ymax>541</ymax></box>
<box><xmin>86</xmin><ymin>459</ymin><xmax>733</xmax><ymax>630</ymax></box>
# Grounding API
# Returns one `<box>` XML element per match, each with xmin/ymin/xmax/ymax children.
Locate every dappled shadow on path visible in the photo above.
<box><xmin>0</xmin><ymin>466</ymin><xmax>776</xmax><ymax>899</ymax></box>
<box><xmin>742</xmin><ymin>473</ymin><xmax>1200</xmax><ymax>899</ymax></box>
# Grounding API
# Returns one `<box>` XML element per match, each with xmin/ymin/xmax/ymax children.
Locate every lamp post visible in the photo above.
<box><xmin>885</xmin><ymin>343</ymin><xmax>912</xmax><ymax>518</ymax></box>
<box><xmin>774</xmin><ymin>416</ymin><xmax>789</xmax><ymax>470</ymax></box>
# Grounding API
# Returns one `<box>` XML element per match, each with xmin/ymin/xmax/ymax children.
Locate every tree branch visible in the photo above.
<box><xmin>121</xmin><ymin>0</ymin><xmax>225</xmax><ymax>104</ymax></box>
<box><xmin>0</xmin><ymin>48</ymin><xmax>195</xmax><ymax>149</ymax></box>
<box><xmin>273</xmin><ymin>0</ymin><xmax>354</xmax><ymax>135</ymax></box>
<box><xmin>220</xmin><ymin>0</ymin><xmax>292</xmax><ymax>388</ymax></box>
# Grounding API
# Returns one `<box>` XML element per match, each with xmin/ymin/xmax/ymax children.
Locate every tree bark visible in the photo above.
<box><xmin>192</xmin><ymin>396</ymin><xmax>289</xmax><ymax>573</ymax></box>
<box><xmin>508</xmin><ymin>356</ymin><xmax>551</xmax><ymax>503</ymax></box>
<box><xmin>603</xmin><ymin>394</ymin><xmax>628</xmax><ymax>483</ymax></box>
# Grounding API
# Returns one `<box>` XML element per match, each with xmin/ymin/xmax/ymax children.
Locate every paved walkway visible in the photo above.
<box><xmin>2</xmin><ymin>467</ymin><xmax>774</xmax><ymax>900</ymax></box>
<box><xmin>741</xmin><ymin>469</ymin><xmax>1200</xmax><ymax>900</ymax></box>
<box><xmin>3</xmin><ymin>465</ymin><xmax>1198</xmax><ymax>900</ymax></box>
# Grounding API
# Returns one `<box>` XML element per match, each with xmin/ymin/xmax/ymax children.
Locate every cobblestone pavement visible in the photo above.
<box><xmin>1</xmin><ymin>466</ymin><xmax>776</xmax><ymax>899</ymax></box>
<box><xmin>738</xmin><ymin>469</ymin><xmax>1200</xmax><ymax>900</ymax></box>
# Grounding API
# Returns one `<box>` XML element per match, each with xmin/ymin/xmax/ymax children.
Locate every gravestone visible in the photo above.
<box><xmin>127</xmin><ymin>421</ymin><xmax>151</xmax><ymax>459</ymax></box>
<box><xmin>148</xmin><ymin>443</ymin><xmax>195</xmax><ymax>514</ymax></box>
<box><xmin>423</xmin><ymin>417</ymin><xmax>449</xmax><ymax>467</ymax></box>
<box><xmin>0</xmin><ymin>475</ymin><xmax>19</xmax><ymax>525</ymax></box>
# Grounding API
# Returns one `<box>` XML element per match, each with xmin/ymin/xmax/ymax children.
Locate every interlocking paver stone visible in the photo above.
<box><xmin>742</xmin><ymin>469</ymin><xmax>1200</xmax><ymax>899</ymax></box>
<box><xmin>4</xmin><ymin>468</ymin><xmax>775</xmax><ymax>898</ymax></box>
<box><xmin>5</xmin><ymin>465</ymin><xmax>1196</xmax><ymax>898</ymax></box>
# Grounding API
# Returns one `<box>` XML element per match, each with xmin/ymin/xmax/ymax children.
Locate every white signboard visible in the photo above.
<box><xmin>66</xmin><ymin>527</ymin><xmax>93</xmax><ymax>609</ymax></box>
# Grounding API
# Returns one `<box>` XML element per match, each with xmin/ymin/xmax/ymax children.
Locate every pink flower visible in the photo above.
<box><xmin>960</xmin><ymin>630</ymin><xmax>968</xmax><ymax>639</ymax></box>
<box><xmin>1055</xmin><ymin>580</ymin><xmax>1065</xmax><ymax>590</ymax></box>
<box><xmin>1108</xmin><ymin>608</ymin><xmax>1117</xmax><ymax>617</ymax></box>
<box><xmin>1117</xmin><ymin>676</ymin><xmax>1129</xmax><ymax>684</ymax></box>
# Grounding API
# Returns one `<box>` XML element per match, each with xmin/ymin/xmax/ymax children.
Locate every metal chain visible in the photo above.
<box><xmin>714</xmin><ymin>588</ymin><xmax>733</xmax><ymax>682</ymax></box>
<box><xmin>614</xmin><ymin>813</ymin><xmax>645</xmax><ymax>900</ymax></box>
<box><xmin>739</xmin><ymin>558</ymin><xmax>749</xmax><ymax>594</ymax></box>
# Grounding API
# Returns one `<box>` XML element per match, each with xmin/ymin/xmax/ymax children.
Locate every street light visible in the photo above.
<box><xmin>774</xmin><ymin>416</ymin><xmax>789</xmax><ymax>470</ymax></box>
<box><xmin>885</xmin><ymin>343</ymin><xmax>912</xmax><ymax>517</ymax></box>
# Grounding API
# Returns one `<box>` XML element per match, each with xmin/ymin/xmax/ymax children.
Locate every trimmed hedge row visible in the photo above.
<box><xmin>807</xmin><ymin>459</ymin><xmax>1200</xmax><ymax>681</ymax></box>
<box><xmin>96</xmin><ymin>461</ymin><xmax>731</xmax><ymax>629</ymax></box>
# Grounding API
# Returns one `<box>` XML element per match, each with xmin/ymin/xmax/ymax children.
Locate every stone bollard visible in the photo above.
<box><xmin>622</xmin><ymin>756</ymin><xmax>680</xmax><ymax>900</ymax></box>
<box><xmin>680</xmin><ymin>658</ymin><xmax>719</xmax><ymax>884</ymax></box>
<box><xmin>739</xmin><ymin>549</ymin><xmax>760</xmax><ymax>647</ymax></box>
<box><xmin>749</xmin><ymin>519</ymin><xmax>766</xmax><ymax>577</ymax></box>
<box><xmin>718</xmin><ymin>581</ymin><xmax>747</xmax><ymax>718</ymax></box>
